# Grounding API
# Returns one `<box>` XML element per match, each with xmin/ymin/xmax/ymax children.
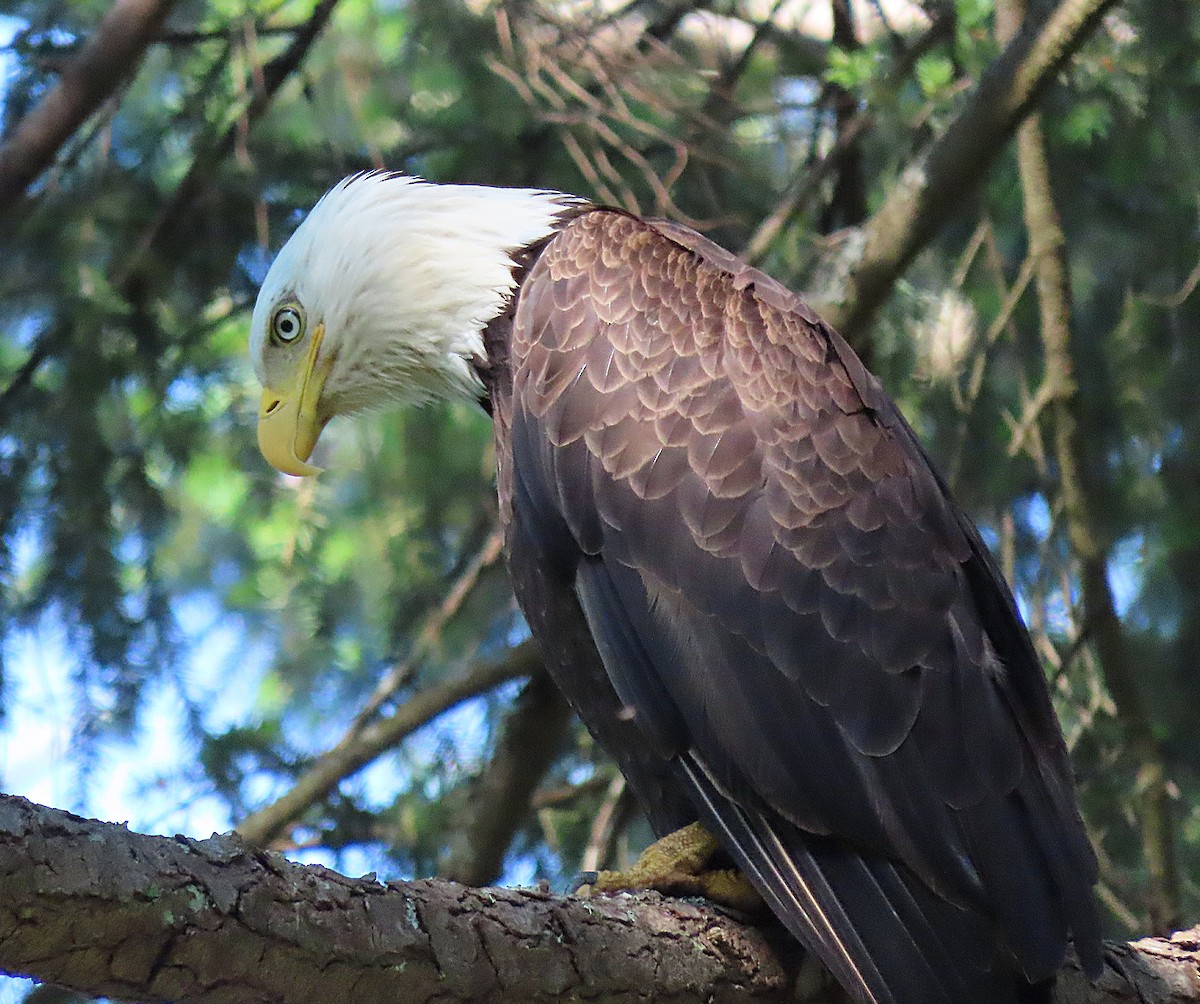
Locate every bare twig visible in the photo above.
<box><xmin>743</xmin><ymin>112</ymin><xmax>874</xmax><ymax>265</ymax></box>
<box><xmin>158</xmin><ymin>24</ymin><xmax>299</xmax><ymax>45</ymax></box>
<box><xmin>579</xmin><ymin>773</ymin><xmax>629</xmax><ymax>873</ymax></box>
<box><xmin>488</xmin><ymin>0</ymin><xmax>730</xmax><ymax>226</ymax></box>
<box><xmin>531</xmin><ymin>774</ymin><xmax>616</xmax><ymax>810</ymax></box>
<box><xmin>0</xmin><ymin>332</ymin><xmax>56</xmax><ymax>420</ymax></box>
<box><xmin>1140</xmin><ymin>253</ymin><xmax>1200</xmax><ymax>309</ymax></box>
<box><xmin>943</xmin><ymin>247</ymin><xmax>1036</xmax><ymax>485</ymax></box>
<box><xmin>353</xmin><ymin>526</ymin><xmax>505</xmax><ymax>730</ymax></box>
<box><xmin>116</xmin><ymin>0</ymin><xmax>341</xmax><ymax>290</ymax></box>
<box><xmin>744</xmin><ymin>4</ymin><xmax>954</xmax><ymax>267</ymax></box>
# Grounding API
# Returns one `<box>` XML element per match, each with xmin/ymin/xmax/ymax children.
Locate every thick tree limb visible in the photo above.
<box><xmin>236</xmin><ymin>642</ymin><xmax>541</xmax><ymax>847</ymax></box>
<box><xmin>0</xmin><ymin>793</ymin><xmax>793</xmax><ymax>1004</ymax></box>
<box><xmin>0</xmin><ymin>792</ymin><xmax>1196</xmax><ymax>1004</ymax></box>
<box><xmin>825</xmin><ymin>0</ymin><xmax>1119</xmax><ymax>347</ymax></box>
<box><xmin>0</xmin><ymin>0</ymin><xmax>178</xmax><ymax>218</ymax></box>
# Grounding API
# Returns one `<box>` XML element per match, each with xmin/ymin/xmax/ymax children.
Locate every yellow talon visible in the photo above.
<box><xmin>582</xmin><ymin>821</ymin><xmax>765</xmax><ymax>914</ymax></box>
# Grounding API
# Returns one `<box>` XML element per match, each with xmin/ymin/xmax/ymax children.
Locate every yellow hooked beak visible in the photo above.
<box><xmin>257</xmin><ymin>323</ymin><xmax>330</xmax><ymax>477</ymax></box>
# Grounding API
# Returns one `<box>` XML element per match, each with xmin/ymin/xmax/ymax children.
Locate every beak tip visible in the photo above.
<box><xmin>256</xmin><ymin>323</ymin><xmax>331</xmax><ymax>478</ymax></box>
<box><xmin>257</xmin><ymin>386</ymin><xmax>327</xmax><ymax>477</ymax></box>
<box><xmin>278</xmin><ymin>460</ymin><xmax>324</xmax><ymax>479</ymax></box>
<box><xmin>257</xmin><ymin>413</ymin><xmax>324</xmax><ymax>478</ymax></box>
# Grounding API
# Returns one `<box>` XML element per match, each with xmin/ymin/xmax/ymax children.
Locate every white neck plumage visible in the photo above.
<box><xmin>262</xmin><ymin>173</ymin><xmax>582</xmax><ymax>412</ymax></box>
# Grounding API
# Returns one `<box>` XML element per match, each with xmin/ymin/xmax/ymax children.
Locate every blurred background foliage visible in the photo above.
<box><xmin>1</xmin><ymin>0</ymin><xmax>1198</xmax><ymax>997</ymax></box>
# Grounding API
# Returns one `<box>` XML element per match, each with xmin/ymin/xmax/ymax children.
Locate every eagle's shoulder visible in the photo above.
<box><xmin>517</xmin><ymin>208</ymin><xmax>912</xmax><ymax>504</ymax></box>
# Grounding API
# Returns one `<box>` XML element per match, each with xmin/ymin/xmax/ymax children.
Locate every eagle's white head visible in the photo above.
<box><xmin>250</xmin><ymin>172</ymin><xmax>577</xmax><ymax>475</ymax></box>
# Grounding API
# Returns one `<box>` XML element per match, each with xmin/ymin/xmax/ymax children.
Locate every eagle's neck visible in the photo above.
<box><xmin>383</xmin><ymin>184</ymin><xmax>579</xmax><ymax>394</ymax></box>
<box><xmin>301</xmin><ymin>175</ymin><xmax>583</xmax><ymax>412</ymax></box>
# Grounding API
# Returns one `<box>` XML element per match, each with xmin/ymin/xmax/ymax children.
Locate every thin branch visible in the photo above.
<box><xmin>115</xmin><ymin>0</ymin><xmax>341</xmax><ymax>291</ymax></box>
<box><xmin>579</xmin><ymin>773</ymin><xmax>630</xmax><ymax>873</ymax></box>
<box><xmin>531</xmin><ymin>773</ymin><xmax>616</xmax><ymax>810</ymax></box>
<box><xmin>743</xmin><ymin>112</ymin><xmax>874</xmax><ymax>265</ymax></box>
<box><xmin>944</xmin><ymin>247</ymin><xmax>1036</xmax><ymax>486</ymax></box>
<box><xmin>236</xmin><ymin>642</ymin><xmax>541</xmax><ymax>847</ymax></box>
<box><xmin>1140</xmin><ymin>252</ymin><xmax>1200</xmax><ymax>309</ymax></box>
<box><xmin>0</xmin><ymin>0</ymin><xmax>178</xmax><ymax>217</ymax></box>
<box><xmin>489</xmin><ymin>0</ymin><xmax>733</xmax><ymax>226</ymax></box>
<box><xmin>439</xmin><ymin>669</ymin><xmax>573</xmax><ymax>886</ymax></box>
<box><xmin>0</xmin><ymin>332</ymin><xmax>56</xmax><ymax>421</ymax></box>
<box><xmin>743</xmin><ymin>5</ymin><xmax>953</xmax><ymax>266</ymax></box>
<box><xmin>1004</xmin><ymin>374</ymin><xmax>1059</xmax><ymax>458</ymax></box>
<box><xmin>701</xmin><ymin>0</ymin><xmax>789</xmax><ymax>117</ymax></box>
<box><xmin>3</xmin><ymin>0</ymin><xmax>341</xmax><ymax>399</ymax></box>
<box><xmin>352</xmin><ymin>525</ymin><xmax>505</xmax><ymax>730</ymax></box>
<box><xmin>825</xmin><ymin>0</ymin><xmax>1119</xmax><ymax>348</ymax></box>
<box><xmin>158</xmin><ymin>24</ymin><xmax>300</xmax><ymax>45</ymax></box>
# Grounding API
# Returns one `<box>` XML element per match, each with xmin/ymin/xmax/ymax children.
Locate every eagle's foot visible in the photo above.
<box><xmin>582</xmin><ymin>821</ymin><xmax>764</xmax><ymax>913</ymax></box>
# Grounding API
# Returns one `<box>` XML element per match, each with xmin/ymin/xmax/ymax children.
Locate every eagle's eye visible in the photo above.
<box><xmin>271</xmin><ymin>305</ymin><xmax>304</xmax><ymax>345</ymax></box>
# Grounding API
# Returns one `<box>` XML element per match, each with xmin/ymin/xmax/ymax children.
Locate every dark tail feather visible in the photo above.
<box><xmin>681</xmin><ymin>758</ymin><xmax>1046</xmax><ymax>1004</ymax></box>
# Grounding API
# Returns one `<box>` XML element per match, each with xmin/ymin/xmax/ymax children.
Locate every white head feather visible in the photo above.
<box><xmin>250</xmin><ymin>173</ymin><xmax>579</xmax><ymax>413</ymax></box>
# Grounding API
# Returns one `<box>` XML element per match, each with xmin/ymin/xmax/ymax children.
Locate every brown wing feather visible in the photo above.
<box><xmin>504</xmin><ymin>209</ymin><xmax>1101</xmax><ymax>1003</ymax></box>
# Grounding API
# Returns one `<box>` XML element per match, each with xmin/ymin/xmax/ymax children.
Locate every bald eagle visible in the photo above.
<box><xmin>250</xmin><ymin>172</ymin><xmax>1102</xmax><ymax>1004</ymax></box>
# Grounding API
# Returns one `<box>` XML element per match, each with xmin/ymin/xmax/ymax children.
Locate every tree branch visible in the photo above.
<box><xmin>824</xmin><ymin>0</ymin><xmax>1119</xmax><ymax>347</ymax></box>
<box><xmin>116</xmin><ymin>0</ymin><xmax>341</xmax><ymax>290</ymax></box>
<box><xmin>0</xmin><ymin>792</ymin><xmax>1196</xmax><ymax>1003</ymax></box>
<box><xmin>742</xmin><ymin>3</ymin><xmax>953</xmax><ymax>267</ymax></box>
<box><xmin>236</xmin><ymin>642</ymin><xmax>541</xmax><ymax>847</ymax></box>
<box><xmin>2</xmin><ymin>0</ymin><xmax>342</xmax><ymax>403</ymax></box>
<box><xmin>579</xmin><ymin>773</ymin><xmax>634</xmax><ymax>873</ymax></box>
<box><xmin>821</xmin><ymin>0</ymin><xmax>868</xmax><ymax>231</ymax></box>
<box><xmin>998</xmin><ymin>0</ymin><xmax>1180</xmax><ymax>935</ymax></box>
<box><xmin>0</xmin><ymin>793</ymin><xmax>794</xmax><ymax>1003</ymax></box>
<box><xmin>0</xmin><ymin>0</ymin><xmax>178</xmax><ymax>218</ymax></box>
<box><xmin>352</xmin><ymin>526</ymin><xmax>505</xmax><ymax>731</ymax></box>
<box><xmin>439</xmin><ymin>669</ymin><xmax>573</xmax><ymax>886</ymax></box>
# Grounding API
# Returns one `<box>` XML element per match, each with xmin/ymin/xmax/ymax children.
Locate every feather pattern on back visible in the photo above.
<box><xmin>491</xmin><ymin>208</ymin><xmax>1102</xmax><ymax>1004</ymax></box>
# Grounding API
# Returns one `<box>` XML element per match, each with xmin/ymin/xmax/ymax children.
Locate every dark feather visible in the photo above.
<box><xmin>490</xmin><ymin>207</ymin><xmax>1102</xmax><ymax>1004</ymax></box>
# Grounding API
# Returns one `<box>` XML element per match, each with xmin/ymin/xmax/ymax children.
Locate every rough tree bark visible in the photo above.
<box><xmin>1</xmin><ymin>793</ymin><xmax>1197</xmax><ymax>1004</ymax></box>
